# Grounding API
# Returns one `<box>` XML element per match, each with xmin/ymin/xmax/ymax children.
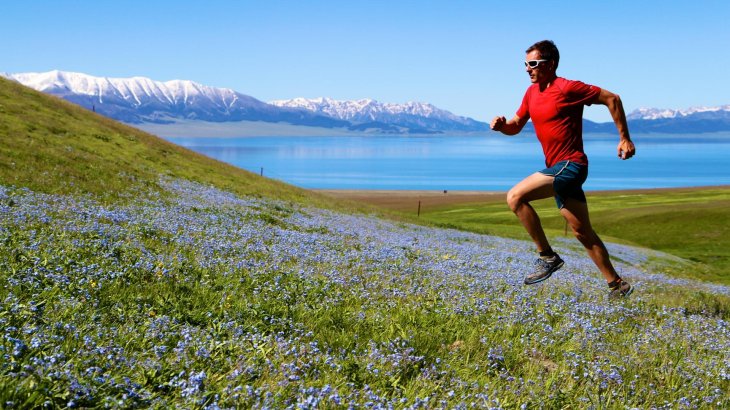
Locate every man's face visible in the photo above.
<box><xmin>525</xmin><ymin>50</ymin><xmax>554</xmax><ymax>84</ymax></box>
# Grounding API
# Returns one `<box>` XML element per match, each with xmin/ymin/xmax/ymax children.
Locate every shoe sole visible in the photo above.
<box><xmin>524</xmin><ymin>260</ymin><xmax>564</xmax><ymax>285</ymax></box>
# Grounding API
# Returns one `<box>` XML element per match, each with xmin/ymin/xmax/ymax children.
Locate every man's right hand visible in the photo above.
<box><xmin>490</xmin><ymin>114</ymin><xmax>527</xmax><ymax>135</ymax></box>
<box><xmin>490</xmin><ymin>116</ymin><xmax>506</xmax><ymax>131</ymax></box>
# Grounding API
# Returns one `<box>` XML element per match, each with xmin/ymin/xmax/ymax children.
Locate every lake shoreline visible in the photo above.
<box><xmin>142</xmin><ymin>120</ymin><xmax>489</xmax><ymax>138</ymax></box>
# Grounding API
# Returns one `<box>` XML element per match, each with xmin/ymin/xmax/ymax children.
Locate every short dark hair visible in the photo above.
<box><xmin>526</xmin><ymin>40</ymin><xmax>559</xmax><ymax>69</ymax></box>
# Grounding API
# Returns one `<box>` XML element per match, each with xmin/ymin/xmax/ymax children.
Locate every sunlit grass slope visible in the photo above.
<box><xmin>1</xmin><ymin>77</ymin><xmax>729</xmax><ymax>408</ymax></box>
<box><xmin>0</xmin><ymin>76</ymin><xmax>338</xmax><ymax>208</ymax></box>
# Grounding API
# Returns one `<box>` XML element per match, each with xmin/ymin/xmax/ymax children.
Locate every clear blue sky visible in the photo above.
<box><xmin>2</xmin><ymin>0</ymin><xmax>728</xmax><ymax>122</ymax></box>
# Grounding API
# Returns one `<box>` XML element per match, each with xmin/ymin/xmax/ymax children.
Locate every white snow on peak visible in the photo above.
<box><xmin>628</xmin><ymin>105</ymin><xmax>730</xmax><ymax>120</ymax></box>
<box><xmin>3</xmin><ymin>70</ymin><xmax>252</xmax><ymax>109</ymax></box>
<box><xmin>270</xmin><ymin>96</ymin><xmax>465</xmax><ymax>122</ymax></box>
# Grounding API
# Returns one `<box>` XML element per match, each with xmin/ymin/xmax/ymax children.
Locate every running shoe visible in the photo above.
<box><xmin>524</xmin><ymin>254</ymin><xmax>564</xmax><ymax>285</ymax></box>
<box><xmin>609</xmin><ymin>278</ymin><xmax>633</xmax><ymax>298</ymax></box>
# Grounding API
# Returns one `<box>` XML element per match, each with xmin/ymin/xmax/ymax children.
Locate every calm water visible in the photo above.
<box><xmin>165</xmin><ymin>133</ymin><xmax>730</xmax><ymax>191</ymax></box>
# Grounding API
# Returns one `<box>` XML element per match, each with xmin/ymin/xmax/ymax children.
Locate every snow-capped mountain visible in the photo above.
<box><xmin>1</xmin><ymin>70</ymin><xmax>346</xmax><ymax>127</ymax></box>
<box><xmin>581</xmin><ymin>104</ymin><xmax>730</xmax><ymax>134</ymax></box>
<box><xmin>270</xmin><ymin>97</ymin><xmax>488</xmax><ymax>133</ymax></box>
<box><xmin>3</xmin><ymin>71</ymin><xmax>488</xmax><ymax>133</ymax></box>
<box><xmin>627</xmin><ymin>105</ymin><xmax>730</xmax><ymax>120</ymax></box>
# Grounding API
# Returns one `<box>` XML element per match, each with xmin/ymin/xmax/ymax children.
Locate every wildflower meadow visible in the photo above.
<box><xmin>1</xmin><ymin>178</ymin><xmax>728</xmax><ymax>409</ymax></box>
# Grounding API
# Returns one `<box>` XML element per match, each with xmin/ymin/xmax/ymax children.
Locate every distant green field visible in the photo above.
<box><xmin>418</xmin><ymin>187</ymin><xmax>730</xmax><ymax>284</ymax></box>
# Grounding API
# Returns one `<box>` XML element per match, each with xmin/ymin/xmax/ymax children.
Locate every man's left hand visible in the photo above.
<box><xmin>617</xmin><ymin>139</ymin><xmax>635</xmax><ymax>160</ymax></box>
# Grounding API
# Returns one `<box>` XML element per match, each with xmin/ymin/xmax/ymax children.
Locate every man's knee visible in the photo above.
<box><xmin>506</xmin><ymin>189</ymin><xmax>523</xmax><ymax>213</ymax></box>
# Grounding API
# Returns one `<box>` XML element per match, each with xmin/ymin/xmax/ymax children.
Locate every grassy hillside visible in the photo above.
<box><xmin>0</xmin><ymin>76</ymin><xmax>341</xmax><ymax>208</ymax></box>
<box><xmin>2</xmin><ymin>77</ymin><xmax>729</xmax><ymax>408</ymax></box>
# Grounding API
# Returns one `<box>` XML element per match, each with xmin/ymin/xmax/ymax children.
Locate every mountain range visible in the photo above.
<box><xmin>270</xmin><ymin>97</ymin><xmax>486</xmax><ymax>133</ymax></box>
<box><xmin>1</xmin><ymin>70</ymin><xmax>350</xmax><ymax>129</ymax></box>
<box><xmin>583</xmin><ymin>104</ymin><xmax>730</xmax><ymax>134</ymax></box>
<box><xmin>1</xmin><ymin>71</ymin><xmax>485</xmax><ymax>134</ymax></box>
<box><xmin>3</xmin><ymin>70</ymin><xmax>730</xmax><ymax>134</ymax></box>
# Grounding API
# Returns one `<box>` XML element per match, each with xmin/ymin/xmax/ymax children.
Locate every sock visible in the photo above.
<box><xmin>539</xmin><ymin>248</ymin><xmax>556</xmax><ymax>258</ymax></box>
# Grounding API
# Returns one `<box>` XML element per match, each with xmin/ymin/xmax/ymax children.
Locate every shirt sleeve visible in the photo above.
<box><xmin>516</xmin><ymin>87</ymin><xmax>531</xmax><ymax>119</ymax></box>
<box><xmin>565</xmin><ymin>80</ymin><xmax>601</xmax><ymax>106</ymax></box>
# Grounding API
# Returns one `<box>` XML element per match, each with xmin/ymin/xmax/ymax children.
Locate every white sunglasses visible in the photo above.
<box><xmin>524</xmin><ymin>59</ymin><xmax>549</xmax><ymax>69</ymax></box>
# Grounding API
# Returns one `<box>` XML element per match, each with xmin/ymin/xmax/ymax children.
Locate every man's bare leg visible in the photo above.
<box><xmin>506</xmin><ymin>172</ymin><xmax>555</xmax><ymax>252</ymax></box>
<box><xmin>559</xmin><ymin>198</ymin><xmax>620</xmax><ymax>283</ymax></box>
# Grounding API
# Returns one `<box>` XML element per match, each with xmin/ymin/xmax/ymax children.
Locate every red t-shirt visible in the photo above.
<box><xmin>516</xmin><ymin>77</ymin><xmax>601</xmax><ymax>167</ymax></box>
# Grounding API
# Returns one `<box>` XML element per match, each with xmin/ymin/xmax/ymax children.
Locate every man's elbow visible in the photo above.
<box><xmin>612</xmin><ymin>93</ymin><xmax>623</xmax><ymax>106</ymax></box>
<box><xmin>604</xmin><ymin>92</ymin><xmax>623</xmax><ymax>110</ymax></box>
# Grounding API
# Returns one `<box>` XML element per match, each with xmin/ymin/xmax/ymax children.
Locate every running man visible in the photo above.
<box><xmin>490</xmin><ymin>40</ymin><xmax>636</xmax><ymax>298</ymax></box>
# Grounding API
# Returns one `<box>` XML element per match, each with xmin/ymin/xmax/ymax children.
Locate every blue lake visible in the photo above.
<box><xmin>165</xmin><ymin>133</ymin><xmax>730</xmax><ymax>191</ymax></box>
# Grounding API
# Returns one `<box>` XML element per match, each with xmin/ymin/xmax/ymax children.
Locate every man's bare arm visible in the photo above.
<box><xmin>595</xmin><ymin>89</ymin><xmax>635</xmax><ymax>160</ymax></box>
<box><xmin>490</xmin><ymin>114</ymin><xmax>529</xmax><ymax>136</ymax></box>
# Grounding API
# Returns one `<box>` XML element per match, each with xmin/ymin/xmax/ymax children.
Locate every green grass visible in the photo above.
<box><xmin>417</xmin><ymin>187</ymin><xmax>730</xmax><ymax>284</ymax></box>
